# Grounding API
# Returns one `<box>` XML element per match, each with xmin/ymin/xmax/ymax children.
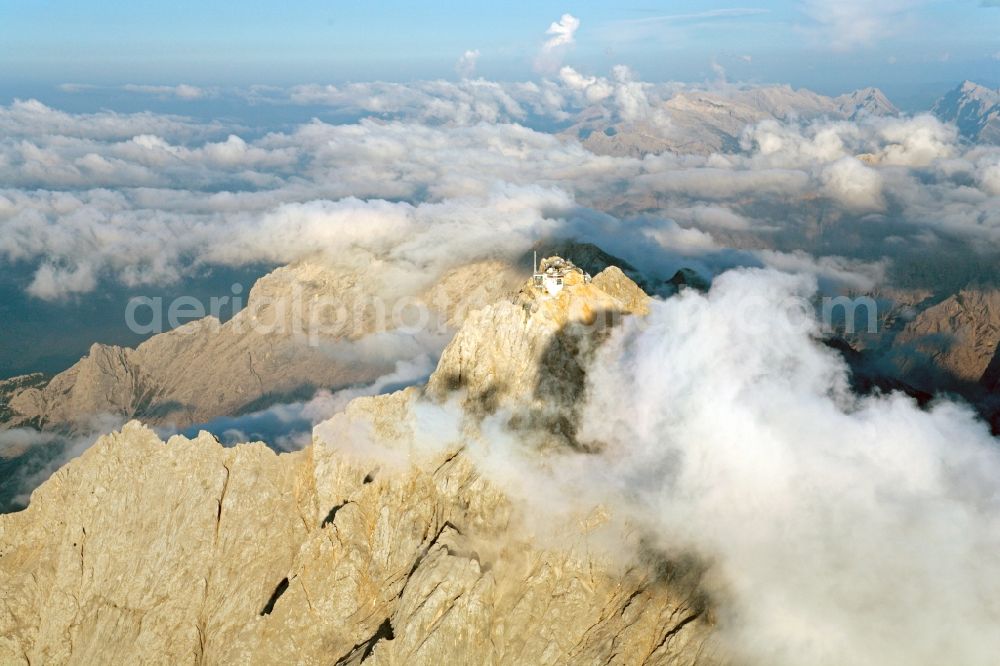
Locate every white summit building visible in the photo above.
<box><xmin>531</xmin><ymin>252</ymin><xmax>592</xmax><ymax>296</ymax></box>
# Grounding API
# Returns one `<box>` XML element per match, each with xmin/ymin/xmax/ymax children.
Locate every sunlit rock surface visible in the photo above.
<box><xmin>0</xmin><ymin>262</ymin><xmax>721</xmax><ymax>664</ymax></box>
<box><xmin>2</xmin><ymin>259</ymin><xmax>523</xmax><ymax>432</ymax></box>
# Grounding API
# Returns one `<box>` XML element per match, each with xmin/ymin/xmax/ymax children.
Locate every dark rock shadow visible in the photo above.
<box><xmin>515</xmin><ymin>307</ymin><xmax>630</xmax><ymax>451</ymax></box>
<box><xmin>828</xmin><ymin>336</ymin><xmax>1000</xmax><ymax>436</ymax></box>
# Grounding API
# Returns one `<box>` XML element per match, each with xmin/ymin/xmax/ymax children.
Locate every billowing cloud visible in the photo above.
<box><xmin>1</xmin><ymin>72</ymin><xmax>999</xmax><ymax>303</ymax></box>
<box><xmin>558</xmin><ymin>66</ymin><xmax>613</xmax><ymax>104</ymax></box>
<box><xmin>543</xmin><ymin>13</ymin><xmax>580</xmax><ymax>50</ymax></box>
<box><xmin>981</xmin><ymin>159</ymin><xmax>1000</xmax><ymax>195</ymax></box>
<box><xmin>455</xmin><ymin>49</ymin><xmax>480</xmax><ymax>79</ymax></box>
<box><xmin>536</xmin><ymin>13</ymin><xmax>580</xmax><ymax>72</ymax></box>
<box><xmin>821</xmin><ymin>156</ymin><xmax>885</xmax><ymax>211</ymax></box>
<box><xmin>0</xmin><ymin>99</ymin><xmax>227</xmax><ymax>141</ymax></box>
<box><xmin>469</xmin><ymin>268</ymin><xmax>1000</xmax><ymax>664</ymax></box>
<box><xmin>26</xmin><ymin>262</ymin><xmax>98</xmax><ymax>300</ymax></box>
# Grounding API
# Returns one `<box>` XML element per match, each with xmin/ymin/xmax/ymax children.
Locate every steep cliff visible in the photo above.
<box><xmin>0</xmin><ymin>264</ymin><xmax>722</xmax><ymax>665</ymax></box>
<box><xmin>426</xmin><ymin>265</ymin><xmax>648</xmax><ymax>448</ymax></box>
<box><xmin>894</xmin><ymin>288</ymin><xmax>1000</xmax><ymax>386</ymax></box>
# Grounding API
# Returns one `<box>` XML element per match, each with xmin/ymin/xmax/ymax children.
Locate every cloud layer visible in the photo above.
<box><xmin>477</xmin><ymin>269</ymin><xmax>1000</xmax><ymax>665</ymax></box>
<box><xmin>3</xmin><ymin>76</ymin><xmax>999</xmax><ymax>300</ymax></box>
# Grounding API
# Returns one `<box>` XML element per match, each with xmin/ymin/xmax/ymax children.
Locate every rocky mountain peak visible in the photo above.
<box><xmin>933</xmin><ymin>80</ymin><xmax>1000</xmax><ymax>142</ymax></box>
<box><xmin>960</xmin><ymin>80</ymin><xmax>995</xmax><ymax>96</ymax></box>
<box><xmin>0</xmin><ymin>255</ymin><xmax>719</xmax><ymax>665</ymax></box>
<box><xmin>426</xmin><ymin>260</ymin><xmax>649</xmax><ymax>446</ymax></box>
<box><xmin>836</xmin><ymin>86</ymin><xmax>899</xmax><ymax>119</ymax></box>
<box><xmin>894</xmin><ymin>287</ymin><xmax>1000</xmax><ymax>388</ymax></box>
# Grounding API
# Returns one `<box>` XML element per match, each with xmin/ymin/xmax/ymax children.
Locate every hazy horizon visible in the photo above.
<box><xmin>2</xmin><ymin>1</ymin><xmax>999</xmax><ymax>111</ymax></box>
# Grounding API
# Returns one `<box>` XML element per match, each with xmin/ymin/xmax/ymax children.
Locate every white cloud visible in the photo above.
<box><xmin>756</xmin><ymin>249</ymin><xmax>886</xmax><ymax>291</ymax></box>
<box><xmin>481</xmin><ymin>268</ymin><xmax>1000</xmax><ymax>665</ymax></box>
<box><xmin>610</xmin><ymin>65</ymin><xmax>660</xmax><ymax>124</ymax></box>
<box><xmin>558</xmin><ymin>66</ymin><xmax>613</xmax><ymax>104</ymax></box>
<box><xmin>122</xmin><ymin>83</ymin><xmax>208</xmax><ymax>100</ymax></box>
<box><xmin>981</xmin><ymin>160</ymin><xmax>1000</xmax><ymax>195</ymax></box>
<box><xmin>26</xmin><ymin>262</ymin><xmax>98</xmax><ymax>300</ymax></box>
<box><xmin>821</xmin><ymin>156</ymin><xmax>886</xmax><ymax>211</ymax></box>
<box><xmin>455</xmin><ymin>49</ymin><xmax>480</xmax><ymax>79</ymax></box>
<box><xmin>543</xmin><ymin>13</ymin><xmax>580</xmax><ymax>50</ymax></box>
<box><xmin>2</xmin><ymin>75</ymin><xmax>1000</xmax><ymax>301</ymax></box>
<box><xmin>0</xmin><ymin>99</ymin><xmax>226</xmax><ymax>141</ymax></box>
<box><xmin>536</xmin><ymin>13</ymin><xmax>580</xmax><ymax>72</ymax></box>
<box><xmin>875</xmin><ymin>114</ymin><xmax>956</xmax><ymax>166</ymax></box>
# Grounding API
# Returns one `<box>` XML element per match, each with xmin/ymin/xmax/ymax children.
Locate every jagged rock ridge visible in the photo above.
<box><xmin>2</xmin><ymin>258</ymin><xmax>524</xmax><ymax>433</ymax></box>
<box><xmin>932</xmin><ymin>81</ymin><xmax>1000</xmax><ymax>143</ymax></box>
<box><xmin>570</xmin><ymin>84</ymin><xmax>899</xmax><ymax>157</ymax></box>
<box><xmin>0</xmin><ymin>262</ymin><xmax>724</xmax><ymax>664</ymax></box>
<box><xmin>893</xmin><ymin>288</ymin><xmax>1000</xmax><ymax>387</ymax></box>
<box><xmin>427</xmin><ymin>264</ymin><xmax>649</xmax><ymax>447</ymax></box>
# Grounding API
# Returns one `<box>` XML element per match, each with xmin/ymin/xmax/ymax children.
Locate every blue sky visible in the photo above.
<box><xmin>1</xmin><ymin>1</ymin><xmax>998</xmax><ymax>105</ymax></box>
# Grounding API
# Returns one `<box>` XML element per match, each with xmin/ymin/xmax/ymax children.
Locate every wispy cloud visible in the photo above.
<box><xmin>603</xmin><ymin>7</ymin><xmax>769</xmax><ymax>42</ymax></box>
<box><xmin>798</xmin><ymin>0</ymin><xmax>925</xmax><ymax>50</ymax></box>
<box><xmin>612</xmin><ymin>7</ymin><xmax>770</xmax><ymax>27</ymax></box>
<box><xmin>122</xmin><ymin>84</ymin><xmax>208</xmax><ymax>100</ymax></box>
<box><xmin>59</xmin><ymin>83</ymin><xmax>212</xmax><ymax>100</ymax></box>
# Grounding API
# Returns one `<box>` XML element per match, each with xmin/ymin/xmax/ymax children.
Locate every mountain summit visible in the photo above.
<box><xmin>932</xmin><ymin>80</ymin><xmax>1000</xmax><ymax>143</ymax></box>
<box><xmin>835</xmin><ymin>87</ymin><xmax>899</xmax><ymax>119</ymax></box>
<box><xmin>0</xmin><ymin>258</ymin><xmax>722</xmax><ymax>664</ymax></box>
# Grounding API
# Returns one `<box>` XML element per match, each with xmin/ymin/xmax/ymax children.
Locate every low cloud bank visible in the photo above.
<box><xmin>474</xmin><ymin>269</ymin><xmax>1000</xmax><ymax>665</ymax></box>
<box><xmin>171</xmin><ymin>354</ymin><xmax>436</xmax><ymax>450</ymax></box>
<box><xmin>1</xmin><ymin>83</ymin><xmax>998</xmax><ymax>300</ymax></box>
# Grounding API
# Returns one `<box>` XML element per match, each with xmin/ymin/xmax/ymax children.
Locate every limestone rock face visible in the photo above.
<box><xmin>0</xmin><ymin>258</ymin><xmax>722</xmax><ymax>664</ymax></box>
<box><xmin>0</xmin><ymin>422</ymin><xmax>314</xmax><ymax>664</ymax></box>
<box><xmin>894</xmin><ymin>289</ymin><xmax>1000</xmax><ymax>384</ymax></box>
<box><xmin>426</xmin><ymin>265</ymin><xmax>649</xmax><ymax>445</ymax></box>
<box><xmin>3</xmin><ymin>259</ymin><xmax>523</xmax><ymax>433</ymax></box>
<box><xmin>592</xmin><ymin>266</ymin><xmax>651</xmax><ymax>315</ymax></box>
<box><xmin>0</xmin><ymin>374</ymin><xmax>47</xmax><ymax>426</ymax></box>
<box><xmin>8</xmin><ymin>345</ymin><xmax>147</xmax><ymax>430</ymax></box>
<box><xmin>0</xmin><ymin>417</ymin><xmax>721</xmax><ymax>665</ymax></box>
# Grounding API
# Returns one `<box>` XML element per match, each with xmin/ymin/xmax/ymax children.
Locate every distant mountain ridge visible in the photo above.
<box><xmin>933</xmin><ymin>80</ymin><xmax>1000</xmax><ymax>143</ymax></box>
<box><xmin>835</xmin><ymin>86</ymin><xmax>900</xmax><ymax>120</ymax></box>
<box><xmin>571</xmin><ymin>84</ymin><xmax>900</xmax><ymax>157</ymax></box>
<box><xmin>0</xmin><ymin>259</ymin><xmax>524</xmax><ymax>434</ymax></box>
